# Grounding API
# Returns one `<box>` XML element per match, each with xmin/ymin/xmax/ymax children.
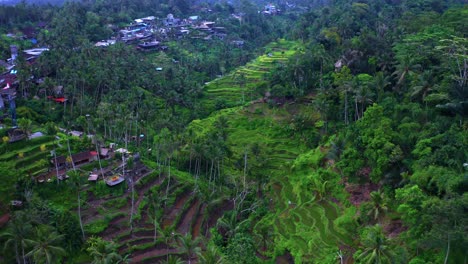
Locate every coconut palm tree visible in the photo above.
<box><xmin>373</xmin><ymin>72</ymin><xmax>390</xmax><ymax>103</ymax></box>
<box><xmin>197</xmin><ymin>244</ymin><xmax>225</xmax><ymax>264</ymax></box>
<box><xmin>356</xmin><ymin>225</ymin><xmax>394</xmax><ymax>264</ymax></box>
<box><xmin>176</xmin><ymin>233</ymin><xmax>202</xmax><ymax>264</ymax></box>
<box><xmin>146</xmin><ymin>191</ymin><xmax>167</xmax><ymax>242</ymax></box>
<box><xmin>157</xmin><ymin>226</ymin><xmax>177</xmax><ymax>262</ymax></box>
<box><xmin>1</xmin><ymin>211</ymin><xmax>33</xmax><ymax>264</ymax></box>
<box><xmin>161</xmin><ymin>255</ymin><xmax>184</xmax><ymax>264</ymax></box>
<box><xmin>367</xmin><ymin>190</ymin><xmax>388</xmax><ymax>222</ymax></box>
<box><xmin>24</xmin><ymin>225</ymin><xmax>66</xmax><ymax>264</ymax></box>
<box><xmin>410</xmin><ymin>70</ymin><xmax>436</xmax><ymax>102</ymax></box>
<box><xmin>68</xmin><ymin>170</ymin><xmax>86</xmax><ymax>240</ymax></box>
<box><xmin>392</xmin><ymin>55</ymin><xmax>421</xmax><ymax>93</ymax></box>
<box><xmin>216</xmin><ymin>210</ymin><xmax>250</xmax><ymax>241</ymax></box>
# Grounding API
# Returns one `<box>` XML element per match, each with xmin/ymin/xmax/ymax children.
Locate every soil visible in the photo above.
<box><xmin>82</xmin><ymin>162</ymin><xmax>235</xmax><ymax>262</ymax></box>
<box><xmin>162</xmin><ymin>190</ymin><xmax>192</xmax><ymax>228</ymax></box>
<box><xmin>0</xmin><ymin>213</ymin><xmax>10</xmax><ymax>227</ymax></box>
<box><xmin>344</xmin><ymin>181</ymin><xmax>379</xmax><ymax>206</ymax></box>
<box><xmin>276</xmin><ymin>251</ymin><xmax>294</xmax><ymax>264</ymax></box>
<box><xmin>384</xmin><ymin>219</ymin><xmax>407</xmax><ymax>238</ymax></box>
<box><xmin>191</xmin><ymin>204</ymin><xmax>207</xmax><ymax>238</ymax></box>
<box><xmin>176</xmin><ymin>199</ymin><xmax>200</xmax><ymax>235</ymax></box>
<box><xmin>130</xmin><ymin>247</ymin><xmax>178</xmax><ymax>263</ymax></box>
<box><xmin>206</xmin><ymin>199</ymin><xmax>234</xmax><ymax>236</ymax></box>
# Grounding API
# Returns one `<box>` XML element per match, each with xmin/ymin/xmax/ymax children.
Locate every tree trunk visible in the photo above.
<box><xmin>129</xmin><ymin>161</ymin><xmax>135</xmax><ymax>234</ymax></box>
<box><xmin>14</xmin><ymin>241</ymin><xmax>20</xmax><ymax>264</ymax></box>
<box><xmin>153</xmin><ymin>220</ymin><xmax>157</xmax><ymax>243</ymax></box>
<box><xmin>53</xmin><ymin>148</ymin><xmax>59</xmax><ymax>185</ymax></box>
<box><xmin>21</xmin><ymin>242</ymin><xmax>26</xmax><ymax>264</ymax></box>
<box><xmin>78</xmin><ymin>192</ymin><xmax>85</xmax><ymax>240</ymax></box>
<box><xmin>67</xmin><ymin>138</ymin><xmax>76</xmax><ymax>171</ymax></box>
<box><xmin>243</xmin><ymin>152</ymin><xmax>248</xmax><ymax>192</ymax></box>
<box><xmin>165</xmin><ymin>158</ymin><xmax>171</xmax><ymax>200</ymax></box>
<box><xmin>344</xmin><ymin>90</ymin><xmax>348</xmax><ymax>125</ymax></box>
<box><xmin>444</xmin><ymin>234</ymin><xmax>450</xmax><ymax>264</ymax></box>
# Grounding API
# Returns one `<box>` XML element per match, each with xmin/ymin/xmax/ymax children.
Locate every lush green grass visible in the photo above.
<box><xmin>200</xmin><ymin>39</ymin><xmax>301</xmax><ymax>112</ymax></box>
<box><xmin>187</xmin><ymin>100</ymin><xmax>353</xmax><ymax>262</ymax></box>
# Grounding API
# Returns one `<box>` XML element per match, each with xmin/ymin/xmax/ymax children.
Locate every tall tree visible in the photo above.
<box><xmin>176</xmin><ymin>233</ymin><xmax>202</xmax><ymax>264</ymax></box>
<box><xmin>1</xmin><ymin>211</ymin><xmax>33</xmax><ymax>264</ymax></box>
<box><xmin>68</xmin><ymin>170</ymin><xmax>86</xmax><ymax>240</ymax></box>
<box><xmin>25</xmin><ymin>225</ymin><xmax>66</xmax><ymax>264</ymax></box>
<box><xmin>355</xmin><ymin>225</ymin><xmax>394</xmax><ymax>264</ymax></box>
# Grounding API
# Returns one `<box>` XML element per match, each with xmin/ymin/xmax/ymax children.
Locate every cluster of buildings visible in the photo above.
<box><xmin>261</xmin><ymin>3</ymin><xmax>280</xmax><ymax>15</ymax></box>
<box><xmin>96</xmin><ymin>13</ymin><xmax>244</xmax><ymax>51</ymax></box>
<box><xmin>0</xmin><ymin>45</ymin><xmax>49</xmax><ymax>126</ymax></box>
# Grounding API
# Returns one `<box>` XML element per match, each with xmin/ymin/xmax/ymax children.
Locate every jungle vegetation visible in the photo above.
<box><xmin>0</xmin><ymin>0</ymin><xmax>467</xmax><ymax>263</ymax></box>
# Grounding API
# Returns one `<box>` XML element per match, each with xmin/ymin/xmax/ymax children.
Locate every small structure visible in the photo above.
<box><xmin>95</xmin><ymin>39</ymin><xmax>116</xmax><ymax>47</ymax></box>
<box><xmin>99</xmin><ymin>147</ymin><xmax>114</xmax><ymax>159</ymax></box>
<box><xmin>263</xmin><ymin>3</ymin><xmax>279</xmax><ymax>15</ymax></box>
<box><xmin>105</xmin><ymin>174</ymin><xmax>125</xmax><ymax>186</ymax></box>
<box><xmin>29</xmin><ymin>131</ymin><xmax>44</xmax><ymax>140</ymax></box>
<box><xmin>232</xmin><ymin>40</ymin><xmax>245</xmax><ymax>47</ymax></box>
<box><xmin>7</xmin><ymin>128</ymin><xmax>26</xmax><ymax>143</ymax></box>
<box><xmin>51</xmin><ymin>151</ymin><xmax>98</xmax><ymax>168</ymax></box>
<box><xmin>11</xmin><ymin>200</ymin><xmax>23</xmax><ymax>207</ymax></box>
<box><xmin>88</xmin><ymin>173</ymin><xmax>99</xmax><ymax>181</ymax></box>
<box><xmin>189</xmin><ymin>16</ymin><xmax>200</xmax><ymax>22</ymax></box>
<box><xmin>138</xmin><ymin>40</ymin><xmax>160</xmax><ymax>50</ymax></box>
<box><xmin>115</xmin><ymin>148</ymin><xmax>129</xmax><ymax>154</ymax></box>
<box><xmin>68</xmin><ymin>130</ymin><xmax>84</xmax><ymax>137</ymax></box>
<box><xmin>142</xmin><ymin>16</ymin><xmax>156</xmax><ymax>23</ymax></box>
<box><xmin>23</xmin><ymin>48</ymin><xmax>49</xmax><ymax>57</ymax></box>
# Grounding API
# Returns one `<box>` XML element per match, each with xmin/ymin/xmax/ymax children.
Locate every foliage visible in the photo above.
<box><xmin>0</xmin><ymin>1</ymin><xmax>467</xmax><ymax>263</ymax></box>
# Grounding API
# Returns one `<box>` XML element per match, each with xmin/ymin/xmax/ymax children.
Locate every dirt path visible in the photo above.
<box><xmin>130</xmin><ymin>246</ymin><xmax>178</xmax><ymax>263</ymax></box>
<box><xmin>162</xmin><ymin>190</ymin><xmax>192</xmax><ymax>228</ymax></box>
<box><xmin>97</xmin><ymin>173</ymin><xmax>165</xmax><ymax>241</ymax></box>
<box><xmin>176</xmin><ymin>199</ymin><xmax>200</xmax><ymax>235</ymax></box>
<box><xmin>192</xmin><ymin>204</ymin><xmax>207</xmax><ymax>238</ymax></box>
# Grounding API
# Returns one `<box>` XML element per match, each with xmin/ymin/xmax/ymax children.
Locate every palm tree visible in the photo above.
<box><xmin>367</xmin><ymin>190</ymin><xmax>388</xmax><ymax>222</ymax></box>
<box><xmin>146</xmin><ymin>191</ymin><xmax>166</xmax><ymax>242</ymax></box>
<box><xmin>197</xmin><ymin>244</ymin><xmax>225</xmax><ymax>264</ymax></box>
<box><xmin>354</xmin><ymin>80</ymin><xmax>375</xmax><ymax>120</ymax></box>
<box><xmin>311</xmin><ymin>177</ymin><xmax>329</xmax><ymax>201</ymax></box>
<box><xmin>216</xmin><ymin>210</ymin><xmax>250</xmax><ymax>241</ymax></box>
<box><xmin>1</xmin><ymin>211</ymin><xmax>33</xmax><ymax>264</ymax></box>
<box><xmin>410</xmin><ymin>70</ymin><xmax>436</xmax><ymax>102</ymax></box>
<box><xmin>86</xmin><ymin>236</ymin><xmax>122</xmax><ymax>264</ymax></box>
<box><xmin>161</xmin><ymin>255</ymin><xmax>184</xmax><ymax>264</ymax></box>
<box><xmin>176</xmin><ymin>233</ymin><xmax>202</xmax><ymax>264</ymax></box>
<box><xmin>392</xmin><ymin>55</ymin><xmax>421</xmax><ymax>93</ymax></box>
<box><xmin>68</xmin><ymin>170</ymin><xmax>86</xmax><ymax>240</ymax></box>
<box><xmin>157</xmin><ymin>226</ymin><xmax>177</xmax><ymax>262</ymax></box>
<box><xmin>356</xmin><ymin>225</ymin><xmax>394</xmax><ymax>264</ymax></box>
<box><xmin>24</xmin><ymin>225</ymin><xmax>66</xmax><ymax>264</ymax></box>
<box><xmin>373</xmin><ymin>72</ymin><xmax>390</xmax><ymax>103</ymax></box>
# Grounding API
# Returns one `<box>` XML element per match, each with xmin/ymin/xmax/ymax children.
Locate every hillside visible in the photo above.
<box><xmin>0</xmin><ymin>1</ymin><xmax>467</xmax><ymax>264</ymax></box>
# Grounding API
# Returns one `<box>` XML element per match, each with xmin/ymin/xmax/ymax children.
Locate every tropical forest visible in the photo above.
<box><xmin>0</xmin><ymin>0</ymin><xmax>466</xmax><ymax>263</ymax></box>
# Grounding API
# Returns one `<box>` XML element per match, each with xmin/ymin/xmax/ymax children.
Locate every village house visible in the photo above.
<box><xmin>51</xmin><ymin>151</ymin><xmax>98</xmax><ymax>169</ymax></box>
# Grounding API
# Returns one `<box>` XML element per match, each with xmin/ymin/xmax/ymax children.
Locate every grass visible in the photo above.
<box><xmin>200</xmin><ymin>39</ymin><xmax>301</xmax><ymax>112</ymax></box>
<box><xmin>187</xmin><ymin>90</ymin><xmax>354</xmax><ymax>261</ymax></box>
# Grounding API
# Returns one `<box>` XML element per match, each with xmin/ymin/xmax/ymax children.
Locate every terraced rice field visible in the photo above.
<box><xmin>188</xmin><ymin>100</ymin><xmax>353</xmax><ymax>261</ymax></box>
<box><xmin>201</xmin><ymin>39</ymin><xmax>301</xmax><ymax>111</ymax></box>
<box><xmin>0</xmin><ymin>135</ymin><xmax>56</xmax><ymax>174</ymax></box>
<box><xmin>81</xmin><ymin>169</ymin><xmax>233</xmax><ymax>263</ymax></box>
